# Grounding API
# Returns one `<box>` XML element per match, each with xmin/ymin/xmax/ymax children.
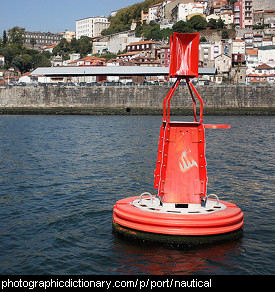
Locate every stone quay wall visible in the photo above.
<box><xmin>0</xmin><ymin>84</ymin><xmax>274</xmax><ymax>114</ymax></box>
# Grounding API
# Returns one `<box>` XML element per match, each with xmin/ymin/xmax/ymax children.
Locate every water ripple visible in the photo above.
<box><xmin>0</xmin><ymin>115</ymin><xmax>274</xmax><ymax>275</ymax></box>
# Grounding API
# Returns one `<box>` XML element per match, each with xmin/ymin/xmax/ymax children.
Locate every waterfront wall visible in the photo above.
<box><xmin>0</xmin><ymin>85</ymin><xmax>274</xmax><ymax>113</ymax></box>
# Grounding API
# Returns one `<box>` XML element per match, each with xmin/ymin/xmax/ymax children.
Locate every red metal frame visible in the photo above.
<box><xmin>112</xmin><ymin>33</ymin><xmax>244</xmax><ymax>240</ymax></box>
<box><xmin>155</xmin><ymin>33</ymin><xmax>231</xmax><ymax>204</ymax></box>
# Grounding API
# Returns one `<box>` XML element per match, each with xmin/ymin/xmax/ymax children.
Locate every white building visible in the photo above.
<box><xmin>95</xmin><ymin>31</ymin><xmax>142</xmax><ymax>54</ymax></box>
<box><xmin>199</xmin><ymin>42</ymin><xmax>222</xmax><ymax>67</ymax></box>
<box><xmin>62</xmin><ymin>31</ymin><xmax>76</xmax><ymax>41</ymax></box>
<box><xmin>244</xmin><ymin>32</ymin><xmax>253</xmax><ymax>50</ymax></box>
<box><xmin>214</xmin><ymin>54</ymin><xmax>231</xmax><ymax>74</ymax></box>
<box><xmin>172</xmin><ymin>2</ymin><xmax>204</xmax><ymax>22</ymax></box>
<box><xmin>206</xmin><ymin>14</ymin><xmax>220</xmax><ymax>22</ymax></box>
<box><xmin>255</xmin><ymin>63</ymin><xmax>275</xmax><ymax>75</ymax></box>
<box><xmin>220</xmin><ymin>11</ymin><xmax>233</xmax><ymax>25</ymax></box>
<box><xmin>93</xmin><ymin>42</ymin><xmax>109</xmax><ymax>54</ymax></box>
<box><xmin>148</xmin><ymin>3</ymin><xmax>163</xmax><ymax>22</ymax></box>
<box><xmin>18</xmin><ymin>72</ymin><xmax>32</xmax><ymax>84</ymax></box>
<box><xmin>246</xmin><ymin>49</ymin><xmax>258</xmax><ymax>73</ymax></box>
<box><xmin>76</xmin><ymin>17</ymin><xmax>110</xmax><ymax>39</ymax></box>
<box><xmin>232</xmin><ymin>39</ymin><xmax>245</xmax><ymax>54</ymax></box>
<box><xmin>258</xmin><ymin>45</ymin><xmax>275</xmax><ymax>63</ymax></box>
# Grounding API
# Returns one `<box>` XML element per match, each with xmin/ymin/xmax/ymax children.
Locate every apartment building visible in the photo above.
<box><xmin>62</xmin><ymin>31</ymin><xmax>75</xmax><ymax>41</ymax></box>
<box><xmin>199</xmin><ymin>42</ymin><xmax>222</xmax><ymax>68</ymax></box>
<box><xmin>141</xmin><ymin>10</ymin><xmax>149</xmax><ymax>24</ymax></box>
<box><xmin>23</xmin><ymin>30</ymin><xmax>63</xmax><ymax>49</ymax></box>
<box><xmin>171</xmin><ymin>2</ymin><xmax>204</xmax><ymax>22</ymax></box>
<box><xmin>214</xmin><ymin>53</ymin><xmax>231</xmax><ymax>74</ymax></box>
<box><xmin>96</xmin><ymin>31</ymin><xmax>142</xmax><ymax>54</ymax></box>
<box><xmin>246</xmin><ymin>49</ymin><xmax>258</xmax><ymax>73</ymax></box>
<box><xmin>159</xmin><ymin>45</ymin><xmax>170</xmax><ymax>67</ymax></box>
<box><xmin>220</xmin><ymin>11</ymin><xmax>234</xmax><ymax>25</ymax></box>
<box><xmin>244</xmin><ymin>32</ymin><xmax>253</xmax><ymax>49</ymax></box>
<box><xmin>233</xmin><ymin>1</ymin><xmax>243</xmax><ymax>28</ymax></box>
<box><xmin>126</xmin><ymin>40</ymin><xmax>161</xmax><ymax>53</ymax></box>
<box><xmin>148</xmin><ymin>3</ymin><xmax>163</xmax><ymax>22</ymax></box>
<box><xmin>254</xmin><ymin>10</ymin><xmax>275</xmax><ymax>28</ymax></box>
<box><xmin>242</xmin><ymin>0</ymin><xmax>253</xmax><ymax>28</ymax></box>
<box><xmin>232</xmin><ymin>39</ymin><xmax>245</xmax><ymax>54</ymax></box>
<box><xmin>258</xmin><ymin>45</ymin><xmax>275</xmax><ymax>63</ymax></box>
<box><xmin>76</xmin><ymin>17</ymin><xmax>110</xmax><ymax>39</ymax></box>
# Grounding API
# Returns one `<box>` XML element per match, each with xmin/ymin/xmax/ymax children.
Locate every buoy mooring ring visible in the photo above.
<box><xmin>112</xmin><ymin>33</ymin><xmax>244</xmax><ymax>246</ymax></box>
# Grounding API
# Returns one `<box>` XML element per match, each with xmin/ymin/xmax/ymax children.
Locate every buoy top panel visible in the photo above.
<box><xmin>169</xmin><ymin>32</ymin><xmax>199</xmax><ymax>78</ymax></box>
<box><xmin>154</xmin><ymin>122</ymin><xmax>207</xmax><ymax>204</ymax></box>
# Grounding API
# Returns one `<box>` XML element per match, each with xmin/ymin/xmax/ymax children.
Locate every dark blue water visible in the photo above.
<box><xmin>0</xmin><ymin>115</ymin><xmax>274</xmax><ymax>275</ymax></box>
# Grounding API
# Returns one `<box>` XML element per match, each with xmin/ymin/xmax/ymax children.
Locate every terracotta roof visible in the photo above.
<box><xmin>247</xmin><ymin>73</ymin><xmax>268</xmax><ymax>77</ymax></box>
<box><xmin>248</xmin><ymin>73</ymin><xmax>260</xmax><ymax>76</ymax></box>
<box><xmin>149</xmin><ymin>2</ymin><xmax>162</xmax><ymax>8</ymax></box>
<box><xmin>68</xmin><ymin>56</ymin><xmax>106</xmax><ymax>64</ymax></box>
<box><xmin>254</xmin><ymin>9</ymin><xmax>275</xmax><ymax>14</ymax></box>
<box><xmin>246</xmin><ymin>49</ymin><xmax>258</xmax><ymax>55</ymax></box>
<box><xmin>127</xmin><ymin>40</ymin><xmax>161</xmax><ymax>46</ymax></box>
<box><xmin>44</xmin><ymin>44</ymin><xmax>57</xmax><ymax>49</ymax></box>
<box><xmin>117</xmin><ymin>52</ymin><xmax>140</xmax><ymax>57</ymax></box>
<box><xmin>255</xmin><ymin>63</ymin><xmax>272</xmax><ymax>69</ymax></box>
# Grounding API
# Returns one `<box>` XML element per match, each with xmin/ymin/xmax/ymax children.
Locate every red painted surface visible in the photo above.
<box><xmin>113</xmin><ymin>196</ymin><xmax>244</xmax><ymax>236</ymax></box>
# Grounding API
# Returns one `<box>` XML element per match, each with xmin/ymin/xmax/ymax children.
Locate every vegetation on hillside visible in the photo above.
<box><xmin>134</xmin><ymin>14</ymin><xmax>226</xmax><ymax>41</ymax></box>
<box><xmin>0</xmin><ymin>27</ymin><xmax>96</xmax><ymax>73</ymax></box>
<box><xmin>101</xmin><ymin>0</ymin><xmax>161</xmax><ymax>35</ymax></box>
<box><xmin>0</xmin><ymin>27</ymin><xmax>51</xmax><ymax>73</ymax></box>
<box><xmin>52</xmin><ymin>36</ymin><xmax>93</xmax><ymax>60</ymax></box>
<box><xmin>102</xmin><ymin>0</ymin><xmax>228</xmax><ymax>42</ymax></box>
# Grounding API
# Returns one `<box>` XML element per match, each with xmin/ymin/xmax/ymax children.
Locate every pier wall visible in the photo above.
<box><xmin>0</xmin><ymin>85</ymin><xmax>274</xmax><ymax>114</ymax></box>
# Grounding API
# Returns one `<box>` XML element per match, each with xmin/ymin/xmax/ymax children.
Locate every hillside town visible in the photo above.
<box><xmin>0</xmin><ymin>0</ymin><xmax>275</xmax><ymax>85</ymax></box>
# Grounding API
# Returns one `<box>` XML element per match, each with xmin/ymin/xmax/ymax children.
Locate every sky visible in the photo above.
<box><xmin>0</xmin><ymin>0</ymin><xmax>140</xmax><ymax>35</ymax></box>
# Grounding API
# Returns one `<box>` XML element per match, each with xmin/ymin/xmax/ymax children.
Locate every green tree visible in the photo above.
<box><xmin>217</xmin><ymin>18</ymin><xmax>225</xmax><ymax>30</ymax></box>
<box><xmin>188</xmin><ymin>15</ymin><xmax>207</xmax><ymax>31</ymax></box>
<box><xmin>75</xmin><ymin>36</ymin><xmax>93</xmax><ymax>57</ymax></box>
<box><xmin>208</xmin><ymin>18</ymin><xmax>217</xmax><ymax>29</ymax></box>
<box><xmin>172</xmin><ymin>20</ymin><xmax>195</xmax><ymax>33</ymax></box>
<box><xmin>143</xmin><ymin>24</ymin><xmax>162</xmax><ymax>40</ymax></box>
<box><xmin>2</xmin><ymin>30</ymin><xmax>7</xmax><ymax>45</ymax></box>
<box><xmin>53</xmin><ymin>36</ymin><xmax>93</xmax><ymax>59</ymax></box>
<box><xmin>161</xmin><ymin>28</ymin><xmax>173</xmax><ymax>40</ymax></box>
<box><xmin>11</xmin><ymin>55</ymin><xmax>23</xmax><ymax>71</ymax></box>
<box><xmin>8</xmin><ymin>27</ymin><xmax>25</xmax><ymax>47</ymax></box>
<box><xmin>221</xmin><ymin>29</ymin><xmax>229</xmax><ymax>39</ymax></box>
<box><xmin>135</xmin><ymin>21</ymin><xmax>143</xmax><ymax>37</ymax></box>
<box><xmin>93</xmin><ymin>51</ymin><xmax>116</xmax><ymax>61</ymax></box>
<box><xmin>30</xmin><ymin>38</ymin><xmax>36</xmax><ymax>49</ymax></box>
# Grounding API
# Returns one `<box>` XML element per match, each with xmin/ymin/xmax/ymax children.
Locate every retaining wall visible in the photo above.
<box><xmin>0</xmin><ymin>84</ymin><xmax>274</xmax><ymax>114</ymax></box>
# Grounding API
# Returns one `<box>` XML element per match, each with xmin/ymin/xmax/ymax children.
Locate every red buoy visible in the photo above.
<box><xmin>113</xmin><ymin>33</ymin><xmax>244</xmax><ymax>246</ymax></box>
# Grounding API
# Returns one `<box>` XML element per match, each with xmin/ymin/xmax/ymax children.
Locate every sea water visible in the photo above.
<box><xmin>0</xmin><ymin>115</ymin><xmax>274</xmax><ymax>275</ymax></box>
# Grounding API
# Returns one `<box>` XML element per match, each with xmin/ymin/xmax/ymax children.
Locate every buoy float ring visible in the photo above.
<box><xmin>113</xmin><ymin>195</ymin><xmax>243</xmax><ymax>246</ymax></box>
